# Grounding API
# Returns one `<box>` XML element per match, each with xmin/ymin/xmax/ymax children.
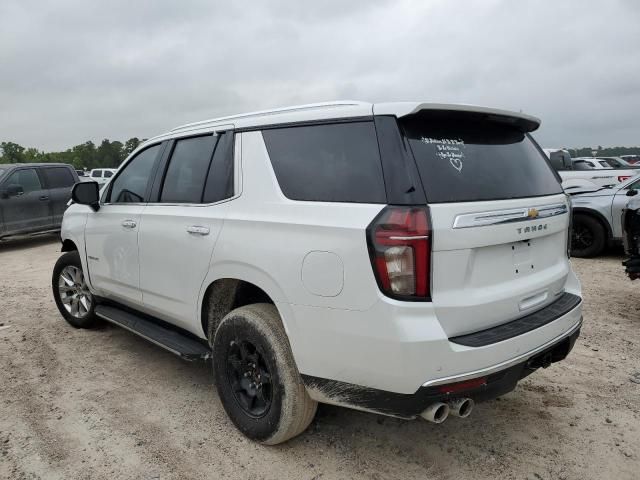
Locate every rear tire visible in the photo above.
<box><xmin>571</xmin><ymin>214</ymin><xmax>606</xmax><ymax>258</ymax></box>
<box><xmin>212</xmin><ymin>303</ymin><xmax>317</xmax><ymax>444</ymax></box>
<box><xmin>52</xmin><ymin>251</ymin><xmax>98</xmax><ymax>328</ymax></box>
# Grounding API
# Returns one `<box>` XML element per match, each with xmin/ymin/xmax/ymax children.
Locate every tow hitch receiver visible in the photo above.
<box><xmin>528</xmin><ymin>351</ymin><xmax>553</xmax><ymax>369</ymax></box>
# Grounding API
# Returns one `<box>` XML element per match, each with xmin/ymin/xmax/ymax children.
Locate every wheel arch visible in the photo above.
<box><xmin>572</xmin><ymin>207</ymin><xmax>613</xmax><ymax>240</ymax></box>
<box><xmin>199</xmin><ymin>267</ymin><xmax>292</xmax><ymax>344</ymax></box>
<box><xmin>61</xmin><ymin>239</ymin><xmax>78</xmax><ymax>252</ymax></box>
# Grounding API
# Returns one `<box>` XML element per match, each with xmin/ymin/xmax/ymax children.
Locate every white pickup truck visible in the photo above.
<box><xmin>544</xmin><ymin>149</ymin><xmax>638</xmax><ymax>190</ymax></box>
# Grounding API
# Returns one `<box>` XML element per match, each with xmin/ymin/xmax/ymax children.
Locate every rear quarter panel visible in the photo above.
<box><xmin>199</xmin><ymin>130</ymin><xmax>384</xmax><ymax>358</ymax></box>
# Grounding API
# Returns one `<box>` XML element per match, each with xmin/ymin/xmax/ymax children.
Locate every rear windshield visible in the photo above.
<box><xmin>401</xmin><ymin>113</ymin><xmax>563</xmax><ymax>203</ymax></box>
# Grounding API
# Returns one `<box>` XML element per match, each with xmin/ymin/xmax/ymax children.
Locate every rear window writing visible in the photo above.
<box><xmin>401</xmin><ymin>114</ymin><xmax>563</xmax><ymax>203</ymax></box>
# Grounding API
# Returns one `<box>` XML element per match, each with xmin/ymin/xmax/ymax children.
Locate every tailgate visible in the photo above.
<box><xmin>429</xmin><ymin>194</ymin><xmax>570</xmax><ymax>337</ymax></box>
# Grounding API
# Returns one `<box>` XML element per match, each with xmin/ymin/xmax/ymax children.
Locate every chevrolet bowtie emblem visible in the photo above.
<box><xmin>527</xmin><ymin>208</ymin><xmax>539</xmax><ymax>219</ymax></box>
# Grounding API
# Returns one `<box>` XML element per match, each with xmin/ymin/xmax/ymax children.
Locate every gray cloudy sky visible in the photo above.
<box><xmin>1</xmin><ymin>0</ymin><xmax>639</xmax><ymax>151</ymax></box>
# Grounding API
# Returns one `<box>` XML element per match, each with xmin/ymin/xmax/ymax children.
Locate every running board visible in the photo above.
<box><xmin>95</xmin><ymin>305</ymin><xmax>211</xmax><ymax>361</ymax></box>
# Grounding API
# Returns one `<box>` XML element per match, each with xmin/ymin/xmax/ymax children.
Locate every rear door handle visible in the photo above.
<box><xmin>121</xmin><ymin>219</ymin><xmax>137</xmax><ymax>229</ymax></box>
<box><xmin>186</xmin><ymin>226</ymin><xmax>210</xmax><ymax>236</ymax></box>
<box><xmin>39</xmin><ymin>195</ymin><xmax>49</xmax><ymax>201</ymax></box>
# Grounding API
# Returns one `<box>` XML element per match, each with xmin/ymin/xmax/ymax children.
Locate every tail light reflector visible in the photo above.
<box><xmin>367</xmin><ymin>206</ymin><xmax>431</xmax><ymax>300</ymax></box>
<box><xmin>437</xmin><ymin>377</ymin><xmax>487</xmax><ymax>394</ymax></box>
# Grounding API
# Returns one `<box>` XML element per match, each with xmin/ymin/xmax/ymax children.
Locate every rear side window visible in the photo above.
<box><xmin>203</xmin><ymin>131</ymin><xmax>234</xmax><ymax>203</ymax></box>
<box><xmin>401</xmin><ymin>113</ymin><xmax>563</xmax><ymax>203</ymax></box>
<box><xmin>160</xmin><ymin>135</ymin><xmax>217</xmax><ymax>203</ymax></box>
<box><xmin>43</xmin><ymin>167</ymin><xmax>75</xmax><ymax>188</ymax></box>
<box><xmin>263</xmin><ymin>122</ymin><xmax>386</xmax><ymax>203</ymax></box>
<box><xmin>104</xmin><ymin>170</ymin><xmax>113</xmax><ymax>178</ymax></box>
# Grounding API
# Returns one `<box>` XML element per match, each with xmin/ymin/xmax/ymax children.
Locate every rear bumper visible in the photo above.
<box><xmin>291</xmin><ymin>285</ymin><xmax>582</xmax><ymax>395</ymax></box>
<box><xmin>448</xmin><ymin>292</ymin><xmax>580</xmax><ymax>348</ymax></box>
<box><xmin>303</xmin><ymin>321</ymin><xmax>581</xmax><ymax>419</ymax></box>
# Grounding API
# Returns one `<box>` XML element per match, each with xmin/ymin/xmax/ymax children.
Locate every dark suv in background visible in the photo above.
<box><xmin>0</xmin><ymin>163</ymin><xmax>78</xmax><ymax>239</ymax></box>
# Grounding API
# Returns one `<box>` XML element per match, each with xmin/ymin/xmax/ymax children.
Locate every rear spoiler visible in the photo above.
<box><xmin>374</xmin><ymin>102</ymin><xmax>541</xmax><ymax>133</ymax></box>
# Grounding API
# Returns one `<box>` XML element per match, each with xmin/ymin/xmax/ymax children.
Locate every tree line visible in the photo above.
<box><xmin>1</xmin><ymin>138</ymin><xmax>640</xmax><ymax>170</ymax></box>
<box><xmin>568</xmin><ymin>146</ymin><xmax>640</xmax><ymax>158</ymax></box>
<box><xmin>0</xmin><ymin>138</ymin><xmax>143</xmax><ymax>170</ymax></box>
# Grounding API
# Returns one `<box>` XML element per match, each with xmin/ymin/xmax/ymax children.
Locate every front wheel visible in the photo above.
<box><xmin>571</xmin><ymin>214</ymin><xmax>607</xmax><ymax>258</ymax></box>
<box><xmin>52</xmin><ymin>251</ymin><xmax>98</xmax><ymax>328</ymax></box>
<box><xmin>212</xmin><ymin>304</ymin><xmax>317</xmax><ymax>444</ymax></box>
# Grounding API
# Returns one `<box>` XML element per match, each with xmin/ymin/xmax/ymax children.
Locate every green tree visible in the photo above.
<box><xmin>96</xmin><ymin>139</ymin><xmax>124</xmax><ymax>168</ymax></box>
<box><xmin>70</xmin><ymin>141</ymin><xmax>97</xmax><ymax>169</ymax></box>
<box><xmin>23</xmin><ymin>147</ymin><xmax>42</xmax><ymax>163</ymax></box>
<box><xmin>123</xmin><ymin>137</ymin><xmax>141</xmax><ymax>157</ymax></box>
<box><xmin>0</xmin><ymin>141</ymin><xmax>26</xmax><ymax>163</ymax></box>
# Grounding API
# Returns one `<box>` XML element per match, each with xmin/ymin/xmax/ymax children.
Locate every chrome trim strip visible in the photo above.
<box><xmin>421</xmin><ymin>316</ymin><xmax>582</xmax><ymax>388</ymax></box>
<box><xmin>388</xmin><ymin>235</ymin><xmax>429</xmax><ymax>240</ymax></box>
<box><xmin>452</xmin><ymin>203</ymin><xmax>568</xmax><ymax>229</ymax></box>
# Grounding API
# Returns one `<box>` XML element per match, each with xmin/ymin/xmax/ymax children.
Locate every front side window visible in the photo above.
<box><xmin>262</xmin><ymin>122</ymin><xmax>386</xmax><ymax>203</ymax></box>
<box><xmin>91</xmin><ymin>170</ymin><xmax>101</xmax><ymax>178</ymax></box>
<box><xmin>160</xmin><ymin>135</ymin><xmax>217</xmax><ymax>203</ymax></box>
<box><xmin>109</xmin><ymin>144</ymin><xmax>161</xmax><ymax>203</ymax></box>
<box><xmin>5</xmin><ymin>168</ymin><xmax>42</xmax><ymax>194</ymax></box>
<box><xmin>43</xmin><ymin>167</ymin><xmax>75</xmax><ymax>188</ymax></box>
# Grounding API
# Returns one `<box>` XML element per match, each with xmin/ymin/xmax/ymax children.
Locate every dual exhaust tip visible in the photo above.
<box><xmin>420</xmin><ymin>398</ymin><xmax>474</xmax><ymax>424</ymax></box>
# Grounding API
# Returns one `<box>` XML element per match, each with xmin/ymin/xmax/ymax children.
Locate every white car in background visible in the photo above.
<box><xmin>621</xmin><ymin>155</ymin><xmax>640</xmax><ymax>165</ymax></box>
<box><xmin>572</xmin><ymin>157</ymin><xmax>612</xmax><ymax>170</ymax></box>
<box><xmin>89</xmin><ymin>168</ymin><xmax>116</xmax><ymax>185</ymax></box>
<box><xmin>567</xmin><ymin>174</ymin><xmax>640</xmax><ymax>257</ymax></box>
<box><xmin>597</xmin><ymin>156</ymin><xmax>639</xmax><ymax>169</ymax></box>
<box><xmin>545</xmin><ymin>149</ymin><xmax>636</xmax><ymax>190</ymax></box>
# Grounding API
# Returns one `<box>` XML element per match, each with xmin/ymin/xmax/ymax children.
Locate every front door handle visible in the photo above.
<box><xmin>186</xmin><ymin>225</ymin><xmax>210</xmax><ymax>236</ymax></box>
<box><xmin>39</xmin><ymin>195</ymin><xmax>49</xmax><ymax>201</ymax></box>
<box><xmin>121</xmin><ymin>219</ymin><xmax>137</xmax><ymax>229</ymax></box>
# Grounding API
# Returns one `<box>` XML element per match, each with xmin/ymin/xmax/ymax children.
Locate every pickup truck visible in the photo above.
<box><xmin>544</xmin><ymin>149</ymin><xmax>638</xmax><ymax>190</ymax></box>
<box><xmin>0</xmin><ymin>163</ymin><xmax>79</xmax><ymax>239</ymax></box>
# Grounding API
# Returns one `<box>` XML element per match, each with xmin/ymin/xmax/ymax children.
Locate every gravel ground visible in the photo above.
<box><xmin>1</xmin><ymin>234</ymin><xmax>639</xmax><ymax>480</ymax></box>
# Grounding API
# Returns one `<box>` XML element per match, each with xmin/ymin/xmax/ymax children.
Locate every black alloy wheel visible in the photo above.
<box><xmin>226</xmin><ymin>339</ymin><xmax>273</xmax><ymax>418</ymax></box>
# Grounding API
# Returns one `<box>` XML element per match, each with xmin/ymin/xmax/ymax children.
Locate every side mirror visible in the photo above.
<box><xmin>6</xmin><ymin>184</ymin><xmax>24</xmax><ymax>198</ymax></box>
<box><xmin>72</xmin><ymin>181</ymin><xmax>100</xmax><ymax>211</ymax></box>
<box><xmin>627</xmin><ymin>189</ymin><xmax>638</xmax><ymax>197</ymax></box>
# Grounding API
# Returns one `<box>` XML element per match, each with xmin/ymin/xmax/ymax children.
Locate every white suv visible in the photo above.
<box><xmin>88</xmin><ymin>168</ymin><xmax>116</xmax><ymax>185</ymax></box>
<box><xmin>52</xmin><ymin>101</ymin><xmax>583</xmax><ymax>444</ymax></box>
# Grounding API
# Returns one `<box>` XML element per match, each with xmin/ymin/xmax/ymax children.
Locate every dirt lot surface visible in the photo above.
<box><xmin>1</xmin><ymin>234</ymin><xmax>639</xmax><ymax>480</ymax></box>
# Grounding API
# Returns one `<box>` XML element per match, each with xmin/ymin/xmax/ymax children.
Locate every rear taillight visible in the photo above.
<box><xmin>367</xmin><ymin>206</ymin><xmax>431</xmax><ymax>300</ymax></box>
